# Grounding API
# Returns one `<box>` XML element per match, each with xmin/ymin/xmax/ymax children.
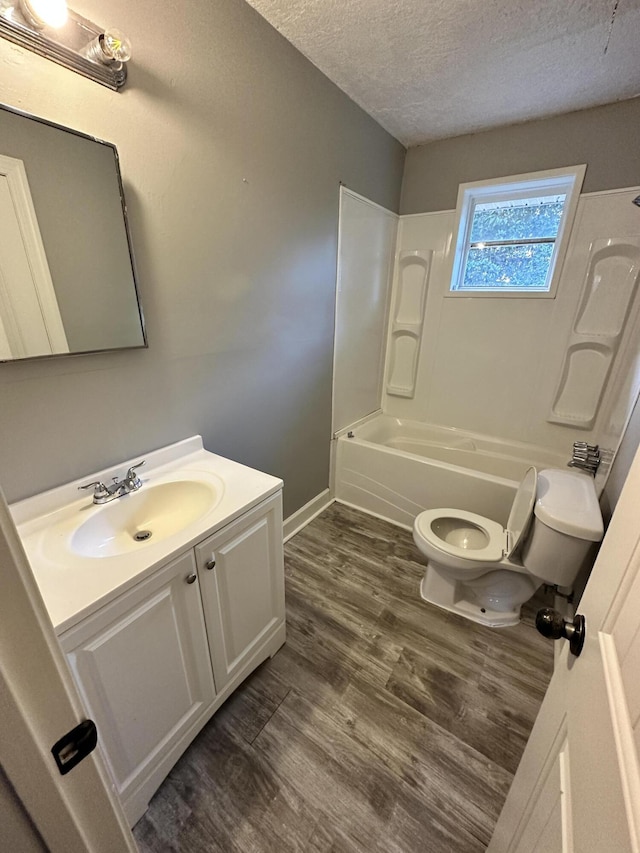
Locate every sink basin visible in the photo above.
<box><xmin>11</xmin><ymin>436</ymin><xmax>282</xmax><ymax>633</ymax></box>
<box><xmin>71</xmin><ymin>480</ymin><xmax>220</xmax><ymax>558</ymax></box>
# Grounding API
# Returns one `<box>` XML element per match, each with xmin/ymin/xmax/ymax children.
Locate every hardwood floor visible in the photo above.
<box><xmin>134</xmin><ymin>502</ymin><xmax>554</xmax><ymax>852</ymax></box>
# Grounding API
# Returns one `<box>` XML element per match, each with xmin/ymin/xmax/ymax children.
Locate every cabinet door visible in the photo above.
<box><xmin>60</xmin><ymin>551</ymin><xmax>215</xmax><ymax>810</ymax></box>
<box><xmin>195</xmin><ymin>493</ymin><xmax>285</xmax><ymax>693</ymax></box>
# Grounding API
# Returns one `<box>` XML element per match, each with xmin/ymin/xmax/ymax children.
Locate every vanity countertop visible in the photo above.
<box><xmin>11</xmin><ymin>436</ymin><xmax>282</xmax><ymax>634</ymax></box>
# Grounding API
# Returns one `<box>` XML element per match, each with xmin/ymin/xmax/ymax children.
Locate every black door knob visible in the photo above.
<box><xmin>535</xmin><ymin>607</ymin><xmax>586</xmax><ymax>657</ymax></box>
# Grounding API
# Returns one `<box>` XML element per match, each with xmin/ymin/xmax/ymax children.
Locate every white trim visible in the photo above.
<box><xmin>400</xmin><ymin>208</ymin><xmax>456</xmax><ymax>218</ymax></box>
<box><xmin>495</xmin><ymin>716</ymin><xmax>569</xmax><ymax>853</ymax></box>
<box><xmin>0</xmin><ymin>154</ymin><xmax>68</xmax><ymax>356</ymax></box>
<box><xmin>581</xmin><ymin>185</ymin><xmax>640</xmax><ymax>198</ymax></box>
<box><xmin>338</xmin><ymin>185</ymin><xmax>399</xmax><ymax>218</ymax></box>
<box><xmin>283</xmin><ymin>489</ymin><xmax>334</xmax><ymax>542</ymax></box>
<box><xmin>446</xmin><ymin>165</ymin><xmax>586</xmax><ymax>299</ymax></box>
<box><xmin>559</xmin><ymin>745</ymin><xmax>574</xmax><ymax>853</ymax></box>
<box><xmin>599</xmin><ymin>631</ymin><xmax>640</xmax><ymax>852</ymax></box>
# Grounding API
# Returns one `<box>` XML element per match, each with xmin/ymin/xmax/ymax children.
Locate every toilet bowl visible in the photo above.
<box><xmin>413</xmin><ymin>467</ymin><xmax>603</xmax><ymax>627</ymax></box>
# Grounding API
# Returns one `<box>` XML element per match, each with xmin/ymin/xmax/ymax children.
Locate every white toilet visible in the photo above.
<box><xmin>412</xmin><ymin>467</ymin><xmax>604</xmax><ymax>627</ymax></box>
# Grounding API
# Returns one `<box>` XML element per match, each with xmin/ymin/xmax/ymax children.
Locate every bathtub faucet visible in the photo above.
<box><xmin>567</xmin><ymin>441</ymin><xmax>600</xmax><ymax>476</ymax></box>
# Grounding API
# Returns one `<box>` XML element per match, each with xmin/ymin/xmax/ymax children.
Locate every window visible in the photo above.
<box><xmin>448</xmin><ymin>166</ymin><xmax>585</xmax><ymax>297</ymax></box>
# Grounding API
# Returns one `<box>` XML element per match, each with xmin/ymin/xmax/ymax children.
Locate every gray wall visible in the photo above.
<box><xmin>401</xmin><ymin>98</ymin><xmax>640</xmax><ymax>214</ymax></box>
<box><xmin>0</xmin><ymin>766</ymin><xmax>45</xmax><ymax>853</ymax></box>
<box><xmin>0</xmin><ymin>0</ymin><xmax>405</xmax><ymax>516</ymax></box>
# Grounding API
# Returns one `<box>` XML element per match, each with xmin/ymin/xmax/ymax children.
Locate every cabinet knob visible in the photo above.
<box><xmin>205</xmin><ymin>559</ymin><xmax>216</xmax><ymax>570</ymax></box>
<box><xmin>185</xmin><ymin>573</ymin><xmax>197</xmax><ymax>584</ymax></box>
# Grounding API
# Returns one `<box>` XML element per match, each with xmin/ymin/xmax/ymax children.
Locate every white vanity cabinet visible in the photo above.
<box><xmin>59</xmin><ymin>549</ymin><xmax>216</xmax><ymax>823</ymax></box>
<box><xmin>58</xmin><ymin>490</ymin><xmax>286</xmax><ymax>827</ymax></box>
<box><xmin>195</xmin><ymin>492</ymin><xmax>285</xmax><ymax>693</ymax></box>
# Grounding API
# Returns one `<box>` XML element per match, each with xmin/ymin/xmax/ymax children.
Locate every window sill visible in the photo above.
<box><xmin>445</xmin><ymin>288</ymin><xmax>557</xmax><ymax>299</ymax></box>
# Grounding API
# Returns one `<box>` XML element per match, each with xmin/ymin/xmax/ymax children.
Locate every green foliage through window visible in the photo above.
<box><xmin>469</xmin><ymin>197</ymin><xmax>565</xmax><ymax>243</ymax></box>
<box><xmin>463</xmin><ymin>243</ymin><xmax>555</xmax><ymax>289</ymax></box>
<box><xmin>457</xmin><ymin>194</ymin><xmax>567</xmax><ymax>291</ymax></box>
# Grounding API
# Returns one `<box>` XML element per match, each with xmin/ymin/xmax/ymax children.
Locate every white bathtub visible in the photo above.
<box><xmin>334</xmin><ymin>415</ymin><xmax>567</xmax><ymax>529</ymax></box>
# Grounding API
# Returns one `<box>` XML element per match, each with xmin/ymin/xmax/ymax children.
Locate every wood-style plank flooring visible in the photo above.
<box><xmin>134</xmin><ymin>502</ymin><xmax>554</xmax><ymax>852</ymax></box>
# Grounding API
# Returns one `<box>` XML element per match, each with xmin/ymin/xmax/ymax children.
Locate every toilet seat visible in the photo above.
<box><xmin>414</xmin><ymin>467</ymin><xmax>538</xmax><ymax>565</ymax></box>
<box><xmin>414</xmin><ymin>509</ymin><xmax>505</xmax><ymax>562</ymax></box>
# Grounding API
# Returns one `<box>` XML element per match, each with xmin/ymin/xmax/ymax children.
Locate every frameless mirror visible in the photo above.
<box><xmin>0</xmin><ymin>103</ymin><xmax>146</xmax><ymax>361</ymax></box>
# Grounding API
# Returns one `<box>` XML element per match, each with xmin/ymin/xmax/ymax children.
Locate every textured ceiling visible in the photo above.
<box><xmin>243</xmin><ymin>0</ymin><xmax>640</xmax><ymax>146</ymax></box>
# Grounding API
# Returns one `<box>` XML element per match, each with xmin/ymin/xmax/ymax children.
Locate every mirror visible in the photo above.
<box><xmin>0</xmin><ymin>103</ymin><xmax>146</xmax><ymax>361</ymax></box>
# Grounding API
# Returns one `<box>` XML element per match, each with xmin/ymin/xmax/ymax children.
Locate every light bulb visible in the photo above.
<box><xmin>81</xmin><ymin>26</ymin><xmax>132</xmax><ymax>65</ymax></box>
<box><xmin>100</xmin><ymin>28</ymin><xmax>131</xmax><ymax>62</ymax></box>
<box><xmin>19</xmin><ymin>0</ymin><xmax>68</xmax><ymax>28</ymax></box>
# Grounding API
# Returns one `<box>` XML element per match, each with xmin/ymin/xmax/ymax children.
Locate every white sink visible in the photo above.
<box><xmin>11</xmin><ymin>436</ymin><xmax>283</xmax><ymax>633</ymax></box>
<box><xmin>70</xmin><ymin>480</ymin><xmax>221</xmax><ymax>558</ymax></box>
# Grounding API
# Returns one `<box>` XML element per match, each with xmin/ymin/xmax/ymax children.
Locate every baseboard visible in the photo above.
<box><xmin>283</xmin><ymin>489</ymin><xmax>334</xmax><ymax>542</ymax></box>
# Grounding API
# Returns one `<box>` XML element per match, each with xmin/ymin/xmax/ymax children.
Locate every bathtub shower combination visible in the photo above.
<box><xmin>335</xmin><ymin>415</ymin><xmax>566</xmax><ymax>529</ymax></box>
<box><xmin>334</xmin><ymin>415</ymin><xmax>603</xmax><ymax>627</ymax></box>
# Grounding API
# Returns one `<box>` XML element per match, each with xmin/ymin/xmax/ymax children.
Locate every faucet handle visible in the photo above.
<box><xmin>125</xmin><ymin>460</ymin><xmax>145</xmax><ymax>489</ymax></box>
<box><xmin>568</xmin><ymin>440</ymin><xmax>601</xmax><ymax>475</ymax></box>
<box><xmin>126</xmin><ymin>460</ymin><xmax>145</xmax><ymax>479</ymax></box>
<box><xmin>78</xmin><ymin>481</ymin><xmax>109</xmax><ymax>498</ymax></box>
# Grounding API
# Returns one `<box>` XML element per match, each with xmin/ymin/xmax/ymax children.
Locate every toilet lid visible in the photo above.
<box><xmin>506</xmin><ymin>467</ymin><xmax>537</xmax><ymax>558</ymax></box>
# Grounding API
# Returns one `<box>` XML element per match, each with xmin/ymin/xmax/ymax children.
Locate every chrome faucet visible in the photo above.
<box><xmin>79</xmin><ymin>461</ymin><xmax>145</xmax><ymax>504</ymax></box>
<box><xmin>567</xmin><ymin>442</ymin><xmax>600</xmax><ymax>476</ymax></box>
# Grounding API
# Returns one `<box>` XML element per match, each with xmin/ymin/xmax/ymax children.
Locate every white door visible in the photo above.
<box><xmin>195</xmin><ymin>493</ymin><xmax>285</xmax><ymax>692</ymax></box>
<box><xmin>489</xmin><ymin>449</ymin><xmax>640</xmax><ymax>852</ymax></box>
<box><xmin>0</xmin><ymin>154</ymin><xmax>68</xmax><ymax>359</ymax></box>
<box><xmin>0</xmin><ymin>488</ymin><xmax>136</xmax><ymax>852</ymax></box>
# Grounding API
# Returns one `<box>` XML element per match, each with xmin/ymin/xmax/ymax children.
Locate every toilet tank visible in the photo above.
<box><xmin>521</xmin><ymin>469</ymin><xmax>604</xmax><ymax>587</ymax></box>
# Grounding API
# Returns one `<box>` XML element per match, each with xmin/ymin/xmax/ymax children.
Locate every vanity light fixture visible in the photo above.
<box><xmin>0</xmin><ymin>0</ymin><xmax>131</xmax><ymax>89</ymax></box>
